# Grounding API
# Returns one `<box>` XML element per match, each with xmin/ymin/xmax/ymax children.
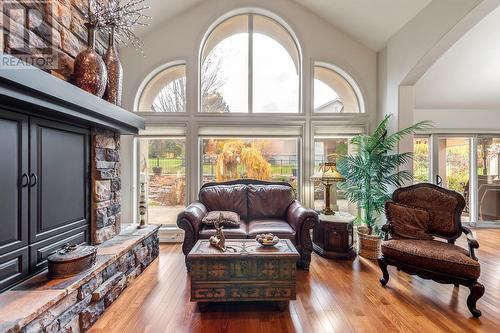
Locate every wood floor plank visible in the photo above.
<box><xmin>90</xmin><ymin>229</ymin><xmax>500</xmax><ymax>333</ymax></box>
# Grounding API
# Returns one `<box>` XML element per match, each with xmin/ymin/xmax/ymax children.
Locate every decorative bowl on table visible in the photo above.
<box><xmin>255</xmin><ymin>233</ymin><xmax>280</xmax><ymax>247</ymax></box>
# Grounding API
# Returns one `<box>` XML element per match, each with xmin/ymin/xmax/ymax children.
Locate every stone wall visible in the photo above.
<box><xmin>92</xmin><ymin>128</ymin><xmax>121</xmax><ymax>244</ymax></box>
<box><xmin>13</xmin><ymin>227</ymin><xmax>160</xmax><ymax>333</ymax></box>
<box><xmin>1</xmin><ymin>0</ymin><xmax>107</xmax><ymax>80</ymax></box>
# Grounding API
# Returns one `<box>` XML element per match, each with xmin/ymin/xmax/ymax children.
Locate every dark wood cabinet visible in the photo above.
<box><xmin>313</xmin><ymin>213</ymin><xmax>356</xmax><ymax>259</ymax></box>
<box><xmin>0</xmin><ymin>109</ymin><xmax>90</xmax><ymax>291</ymax></box>
<box><xmin>0</xmin><ymin>110</ymin><xmax>29</xmax><ymax>257</ymax></box>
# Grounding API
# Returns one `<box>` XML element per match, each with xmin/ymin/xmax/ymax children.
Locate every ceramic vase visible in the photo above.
<box><xmin>73</xmin><ymin>24</ymin><xmax>107</xmax><ymax>97</ymax></box>
<box><xmin>103</xmin><ymin>28</ymin><xmax>123</xmax><ymax>105</ymax></box>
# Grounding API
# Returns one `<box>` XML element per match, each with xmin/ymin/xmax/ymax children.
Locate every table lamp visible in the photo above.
<box><xmin>311</xmin><ymin>161</ymin><xmax>345</xmax><ymax>215</ymax></box>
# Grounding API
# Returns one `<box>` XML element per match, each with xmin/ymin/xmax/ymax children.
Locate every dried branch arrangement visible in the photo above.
<box><xmin>85</xmin><ymin>0</ymin><xmax>152</xmax><ymax>55</ymax></box>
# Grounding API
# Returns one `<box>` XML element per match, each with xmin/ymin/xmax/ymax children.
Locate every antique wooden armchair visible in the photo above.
<box><xmin>378</xmin><ymin>183</ymin><xmax>485</xmax><ymax>317</ymax></box>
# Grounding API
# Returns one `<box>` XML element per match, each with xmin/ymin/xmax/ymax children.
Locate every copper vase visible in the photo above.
<box><xmin>104</xmin><ymin>29</ymin><xmax>123</xmax><ymax>105</ymax></box>
<box><xmin>73</xmin><ymin>24</ymin><xmax>107</xmax><ymax>97</ymax></box>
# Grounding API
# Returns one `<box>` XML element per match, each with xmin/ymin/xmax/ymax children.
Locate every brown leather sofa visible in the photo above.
<box><xmin>177</xmin><ymin>179</ymin><xmax>318</xmax><ymax>270</ymax></box>
<box><xmin>378</xmin><ymin>183</ymin><xmax>485</xmax><ymax>317</ymax></box>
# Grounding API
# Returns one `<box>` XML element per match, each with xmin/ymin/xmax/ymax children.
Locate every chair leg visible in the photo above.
<box><xmin>378</xmin><ymin>257</ymin><xmax>390</xmax><ymax>287</ymax></box>
<box><xmin>297</xmin><ymin>251</ymin><xmax>311</xmax><ymax>270</ymax></box>
<box><xmin>467</xmin><ymin>282</ymin><xmax>485</xmax><ymax>318</ymax></box>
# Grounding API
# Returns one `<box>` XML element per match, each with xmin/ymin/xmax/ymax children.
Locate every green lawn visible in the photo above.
<box><xmin>149</xmin><ymin>158</ymin><xmax>295</xmax><ymax>176</ymax></box>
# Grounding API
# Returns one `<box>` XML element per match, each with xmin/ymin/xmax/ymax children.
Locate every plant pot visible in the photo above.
<box><xmin>357</xmin><ymin>226</ymin><xmax>381</xmax><ymax>259</ymax></box>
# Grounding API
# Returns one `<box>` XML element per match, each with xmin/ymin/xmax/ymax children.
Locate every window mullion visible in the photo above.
<box><xmin>248</xmin><ymin>14</ymin><xmax>253</xmax><ymax>114</ymax></box>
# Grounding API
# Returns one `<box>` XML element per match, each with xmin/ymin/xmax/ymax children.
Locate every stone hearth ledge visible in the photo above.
<box><xmin>0</xmin><ymin>225</ymin><xmax>159</xmax><ymax>333</ymax></box>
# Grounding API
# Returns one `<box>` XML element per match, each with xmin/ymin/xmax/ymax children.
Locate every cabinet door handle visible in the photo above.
<box><xmin>21</xmin><ymin>173</ymin><xmax>29</xmax><ymax>187</ymax></box>
<box><xmin>29</xmin><ymin>173</ymin><xmax>38</xmax><ymax>187</ymax></box>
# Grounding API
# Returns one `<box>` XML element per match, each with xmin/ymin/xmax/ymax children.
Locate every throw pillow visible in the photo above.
<box><xmin>385</xmin><ymin>202</ymin><xmax>433</xmax><ymax>240</ymax></box>
<box><xmin>202</xmin><ymin>211</ymin><xmax>240</xmax><ymax>228</ymax></box>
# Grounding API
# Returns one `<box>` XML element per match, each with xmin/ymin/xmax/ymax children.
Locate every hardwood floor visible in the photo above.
<box><xmin>90</xmin><ymin>229</ymin><xmax>500</xmax><ymax>333</ymax></box>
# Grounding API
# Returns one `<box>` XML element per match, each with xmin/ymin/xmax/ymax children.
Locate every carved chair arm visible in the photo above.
<box><xmin>381</xmin><ymin>223</ymin><xmax>392</xmax><ymax>241</ymax></box>
<box><xmin>461</xmin><ymin>226</ymin><xmax>479</xmax><ymax>260</ymax></box>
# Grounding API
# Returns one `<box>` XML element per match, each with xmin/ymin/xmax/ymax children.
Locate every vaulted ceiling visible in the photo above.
<box><xmin>139</xmin><ymin>0</ymin><xmax>432</xmax><ymax>51</ymax></box>
<box><xmin>293</xmin><ymin>0</ymin><xmax>432</xmax><ymax>50</ymax></box>
<box><xmin>415</xmin><ymin>5</ymin><xmax>500</xmax><ymax>109</ymax></box>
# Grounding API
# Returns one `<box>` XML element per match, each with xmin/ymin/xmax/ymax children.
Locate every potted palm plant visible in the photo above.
<box><xmin>337</xmin><ymin>115</ymin><xmax>431</xmax><ymax>259</ymax></box>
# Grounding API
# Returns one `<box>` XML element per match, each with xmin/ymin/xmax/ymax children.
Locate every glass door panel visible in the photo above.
<box><xmin>435</xmin><ymin>137</ymin><xmax>470</xmax><ymax>222</ymax></box>
<box><xmin>477</xmin><ymin>137</ymin><xmax>500</xmax><ymax>222</ymax></box>
<box><xmin>413</xmin><ymin>137</ymin><xmax>430</xmax><ymax>183</ymax></box>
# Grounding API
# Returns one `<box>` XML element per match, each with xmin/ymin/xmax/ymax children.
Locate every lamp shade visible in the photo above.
<box><xmin>311</xmin><ymin>162</ymin><xmax>345</xmax><ymax>183</ymax></box>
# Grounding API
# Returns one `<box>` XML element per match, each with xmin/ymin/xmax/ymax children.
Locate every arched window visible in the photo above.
<box><xmin>137</xmin><ymin>64</ymin><xmax>186</xmax><ymax>112</ymax></box>
<box><xmin>313</xmin><ymin>65</ymin><xmax>361</xmax><ymax>113</ymax></box>
<box><xmin>200</xmin><ymin>14</ymin><xmax>300</xmax><ymax>113</ymax></box>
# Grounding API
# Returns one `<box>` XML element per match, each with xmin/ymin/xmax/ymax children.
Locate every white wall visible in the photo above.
<box><xmin>413</xmin><ymin>4</ymin><xmax>500</xmax><ymax>131</ymax></box>
<box><xmin>118</xmin><ymin>0</ymin><xmax>378</xmax><ymax>223</ymax></box>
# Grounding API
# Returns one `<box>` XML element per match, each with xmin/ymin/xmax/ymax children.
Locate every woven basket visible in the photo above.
<box><xmin>357</xmin><ymin>226</ymin><xmax>381</xmax><ymax>259</ymax></box>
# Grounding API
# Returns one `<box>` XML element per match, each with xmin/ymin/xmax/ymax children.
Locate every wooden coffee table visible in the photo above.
<box><xmin>187</xmin><ymin>239</ymin><xmax>300</xmax><ymax>309</ymax></box>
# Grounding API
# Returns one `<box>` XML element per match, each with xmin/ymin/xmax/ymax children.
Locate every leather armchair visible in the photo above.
<box><xmin>177</xmin><ymin>179</ymin><xmax>318</xmax><ymax>270</ymax></box>
<box><xmin>378</xmin><ymin>183</ymin><xmax>485</xmax><ymax>317</ymax></box>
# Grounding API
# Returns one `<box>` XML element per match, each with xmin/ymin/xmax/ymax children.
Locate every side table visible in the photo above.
<box><xmin>313</xmin><ymin>212</ymin><xmax>356</xmax><ymax>259</ymax></box>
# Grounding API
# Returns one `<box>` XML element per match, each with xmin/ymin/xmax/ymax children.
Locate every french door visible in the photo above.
<box><xmin>414</xmin><ymin>134</ymin><xmax>500</xmax><ymax>225</ymax></box>
<box><xmin>431</xmin><ymin>136</ymin><xmax>472</xmax><ymax>223</ymax></box>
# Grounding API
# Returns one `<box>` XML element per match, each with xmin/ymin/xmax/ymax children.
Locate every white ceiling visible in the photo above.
<box><xmin>294</xmin><ymin>0</ymin><xmax>432</xmax><ymax>50</ymax></box>
<box><xmin>138</xmin><ymin>0</ymin><xmax>432</xmax><ymax>51</ymax></box>
<box><xmin>415</xmin><ymin>5</ymin><xmax>500</xmax><ymax>109</ymax></box>
<box><xmin>136</xmin><ymin>0</ymin><xmax>203</xmax><ymax>36</ymax></box>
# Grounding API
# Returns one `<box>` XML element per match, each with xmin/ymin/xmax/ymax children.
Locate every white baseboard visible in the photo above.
<box><xmin>159</xmin><ymin>227</ymin><xmax>184</xmax><ymax>242</ymax></box>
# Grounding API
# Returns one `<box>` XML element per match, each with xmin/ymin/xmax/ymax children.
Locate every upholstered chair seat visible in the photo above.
<box><xmin>381</xmin><ymin>239</ymin><xmax>480</xmax><ymax>279</ymax></box>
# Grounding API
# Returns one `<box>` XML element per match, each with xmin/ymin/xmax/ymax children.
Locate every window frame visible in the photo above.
<box><xmin>198</xmin><ymin>12</ymin><xmax>303</xmax><ymax>115</ymax></box>
<box><xmin>134</xmin><ymin>59</ymin><xmax>188</xmax><ymax>113</ymax></box>
<box><xmin>311</xmin><ymin>61</ymin><xmax>366</xmax><ymax>116</ymax></box>
<box><xmin>130</xmin><ymin>10</ymin><xmax>371</xmax><ymax>230</ymax></box>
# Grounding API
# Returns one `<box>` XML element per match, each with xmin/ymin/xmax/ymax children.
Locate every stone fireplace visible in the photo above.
<box><xmin>0</xmin><ymin>55</ymin><xmax>159</xmax><ymax>332</ymax></box>
<box><xmin>92</xmin><ymin>129</ymin><xmax>122</xmax><ymax>244</ymax></box>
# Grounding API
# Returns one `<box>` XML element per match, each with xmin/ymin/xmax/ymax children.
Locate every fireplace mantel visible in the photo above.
<box><xmin>0</xmin><ymin>54</ymin><xmax>144</xmax><ymax>134</ymax></box>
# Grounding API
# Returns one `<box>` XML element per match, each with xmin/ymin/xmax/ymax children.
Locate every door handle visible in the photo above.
<box><xmin>21</xmin><ymin>173</ymin><xmax>29</xmax><ymax>187</ymax></box>
<box><xmin>29</xmin><ymin>173</ymin><xmax>38</xmax><ymax>187</ymax></box>
<box><xmin>436</xmin><ymin>174</ymin><xmax>443</xmax><ymax>186</ymax></box>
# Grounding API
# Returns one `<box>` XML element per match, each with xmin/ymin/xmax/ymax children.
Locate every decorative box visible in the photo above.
<box><xmin>47</xmin><ymin>244</ymin><xmax>97</xmax><ymax>279</ymax></box>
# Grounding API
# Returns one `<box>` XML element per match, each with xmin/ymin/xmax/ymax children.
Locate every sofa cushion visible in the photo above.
<box><xmin>381</xmin><ymin>239</ymin><xmax>480</xmax><ymax>279</ymax></box>
<box><xmin>247</xmin><ymin>184</ymin><xmax>295</xmax><ymax>219</ymax></box>
<box><xmin>199</xmin><ymin>220</ymin><xmax>248</xmax><ymax>239</ymax></box>
<box><xmin>202</xmin><ymin>211</ymin><xmax>240</xmax><ymax>228</ymax></box>
<box><xmin>247</xmin><ymin>219</ymin><xmax>296</xmax><ymax>242</ymax></box>
<box><xmin>199</xmin><ymin>184</ymin><xmax>248</xmax><ymax>219</ymax></box>
<box><xmin>385</xmin><ymin>202</ymin><xmax>433</xmax><ymax>240</ymax></box>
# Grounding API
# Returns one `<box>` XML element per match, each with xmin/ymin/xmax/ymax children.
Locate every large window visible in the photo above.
<box><xmin>200</xmin><ymin>14</ymin><xmax>300</xmax><ymax>113</ymax></box>
<box><xmin>139</xmin><ymin>138</ymin><xmax>186</xmax><ymax>226</ymax></box>
<box><xmin>314</xmin><ymin>65</ymin><xmax>360</xmax><ymax>113</ymax></box>
<box><xmin>313</xmin><ymin>136</ymin><xmax>357</xmax><ymax>215</ymax></box>
<box><xmin>201</xmin><ymin>137</ymin><xmax>299</xmax><ymax>189</ymax></box>
<box><xmin>137</xmin><ymin>64</ymin><xmax>186</xmax><ymax>112</ymax></box>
